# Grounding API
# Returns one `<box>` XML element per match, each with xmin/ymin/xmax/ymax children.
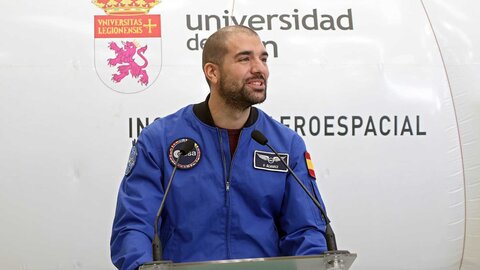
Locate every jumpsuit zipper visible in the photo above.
<box><xmin>217</xmin><ymin>128</ymin><xmax>243</xmax><ymax>259</ymax></box>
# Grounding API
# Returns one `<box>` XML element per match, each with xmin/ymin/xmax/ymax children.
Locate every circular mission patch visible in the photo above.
<box><xmin>168</xmin><ymin>138</ymin><xmax>201</xmax><ymax>169</ymax></box>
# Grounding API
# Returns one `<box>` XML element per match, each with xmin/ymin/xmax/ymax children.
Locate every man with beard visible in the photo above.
<box><xmin>110</xmin><ymin>26</ymin><xmax>328</xmax><ymax>270</ymax></box>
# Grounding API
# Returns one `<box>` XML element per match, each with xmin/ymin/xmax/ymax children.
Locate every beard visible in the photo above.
<box><xmin>218</xmin><ymin>73</ymin><xmax>267</xmax><ymax>111</ymax></box>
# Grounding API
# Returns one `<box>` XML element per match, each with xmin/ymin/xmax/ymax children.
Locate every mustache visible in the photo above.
<box><xmin>246</xmin><ymin>74</ymin><xmax>267</xmax><ymax>82</ymax></box>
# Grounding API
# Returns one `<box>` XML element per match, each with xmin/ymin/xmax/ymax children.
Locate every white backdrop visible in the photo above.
<box><xmin>0</xmin><ymin>0</ymin><xmax>479</xmax><ymax>269</ymax></box>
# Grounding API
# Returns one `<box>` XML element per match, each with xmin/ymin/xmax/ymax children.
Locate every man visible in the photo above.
<box><xmin>111</xmin><ymin>25</ymin><xmax>327</xmax><ymax>270</ymax></box>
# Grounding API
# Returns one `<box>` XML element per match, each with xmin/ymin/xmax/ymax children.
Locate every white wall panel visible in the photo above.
<box><xmin>0</xmin><ymin>0</ymin><xmax>477</xmax><ymax>269</ymax></box>
<box><xmin>423</xmin><ymin>1</ymin><xmax>480</xmax><ymax>269</ymax></box>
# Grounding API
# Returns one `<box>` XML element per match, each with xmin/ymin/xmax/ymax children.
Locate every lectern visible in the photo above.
<box><xmin>139</xmin><ymin>252</ymin><xmax>356</xmax><ymax>270</ymax></box>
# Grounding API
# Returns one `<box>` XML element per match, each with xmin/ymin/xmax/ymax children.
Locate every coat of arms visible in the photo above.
<box><xmin>93</xmin><ymin>0</ymin><xmax>162</xmax><ymax>93</ymax></box>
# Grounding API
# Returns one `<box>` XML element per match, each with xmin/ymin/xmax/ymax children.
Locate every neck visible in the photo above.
<box><xmin>208</xmin><ymin>93</ymin><xmax>251</xmax><ymax>129</ymax></box>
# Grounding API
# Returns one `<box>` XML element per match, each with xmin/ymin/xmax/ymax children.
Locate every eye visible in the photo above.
<box><xmin>239</xmin><ymin>57</ymin><xmax>250</xmax><ymax>62</ymax></box>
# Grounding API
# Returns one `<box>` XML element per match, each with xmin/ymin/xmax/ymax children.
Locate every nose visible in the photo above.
<box><xmin>250</xmin><ymin>57</ymin><xmax>268</xmax><ymax>76</ymax></box>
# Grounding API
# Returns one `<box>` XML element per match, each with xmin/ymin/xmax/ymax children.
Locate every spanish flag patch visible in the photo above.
<box><xmin>305</xmin><ymin>151</ymin><xmax>316</xmax><ymax>179</ymax></box>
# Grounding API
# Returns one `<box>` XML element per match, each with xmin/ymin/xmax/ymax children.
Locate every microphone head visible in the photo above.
<box><xmin>179</xmin><ymin>139</ymin><xmax>195</xmax><ymax>155</ymax></box>
<box><xmin>251</xmin><ymin>130</ymin><xmax>268</xmax><ymax>145</ymax></box>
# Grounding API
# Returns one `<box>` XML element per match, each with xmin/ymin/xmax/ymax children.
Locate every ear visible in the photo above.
<box><xmin>203</xmin><ymin>63</ymin><xmax>219</xmax><ymax>85</ymax></box>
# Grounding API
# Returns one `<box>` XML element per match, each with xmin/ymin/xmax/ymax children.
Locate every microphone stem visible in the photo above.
<box><xmin>266</xmin><ymin>144</ymin><xmax>327</xmax><ymax>220</ymax></box>
<box><xmin>152</xmin><ymin>155</ymin><xmax>181</xmax><ymax>261</ymax></box>
<box><xmin>265</xmin><ymin>143</ymin><xmax>337</xmax><ymax>251</ymax></box>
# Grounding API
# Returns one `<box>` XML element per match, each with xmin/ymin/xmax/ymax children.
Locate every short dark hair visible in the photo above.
<box><xmin>202</xmin><ymin>25</ymin><xmax>259</xmax><ymax>68</ymax></box>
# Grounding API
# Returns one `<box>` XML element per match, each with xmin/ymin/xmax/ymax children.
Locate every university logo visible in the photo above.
<box><xmin>92</xmin><ymin>0</ymin><xmax>162</xmax><ymax>93</ymax></box>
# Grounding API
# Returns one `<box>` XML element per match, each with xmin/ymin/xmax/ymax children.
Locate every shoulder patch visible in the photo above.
<box><xmin>253</xmin><ymin>150</ymin><xmax>289</xmax><ymax>172</ymax></box>
<box><xmin>125</xmin><ymin>140</ymin><xmax>138</xmax><ymax>176</ymax></box>
<box><xmin>168</xmin><ymin>138</ymin><xmax>201</xmax><ymax>169</ymax></box>
<box><xmin>305</xmin><ymin>151</ymin><xmax>316</xmax><ymax>180</ymax></box>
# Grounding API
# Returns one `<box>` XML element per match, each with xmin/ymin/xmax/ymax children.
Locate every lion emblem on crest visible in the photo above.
<box><xmin>107</xmin><ymin>41</ymin><xmax>149</xmax><ymax>86</ymax></box>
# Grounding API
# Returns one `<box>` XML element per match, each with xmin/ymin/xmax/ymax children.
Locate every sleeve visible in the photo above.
<box><xmin>110</xmin><ymin>128</ymin><xmax>164</xmax><ymax>270</ymax></box>
<box><xmin>278</xmin><ymin>134</ymin><xmax>328</xmax><ymax>255</ymax></box>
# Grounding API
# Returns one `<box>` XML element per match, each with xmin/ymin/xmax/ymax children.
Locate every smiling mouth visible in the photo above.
<box><xmin>246</xmin><ymin>78</ymin><xmax>266</xmax><ymax>88</ymax></box>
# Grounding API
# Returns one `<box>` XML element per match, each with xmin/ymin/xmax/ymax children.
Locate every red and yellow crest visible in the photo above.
<box><xmin>93</xmin><ymin>0</ymin><xmax>162</xmax><ymax>93</ymax></box>
<box><xmin>93</xmin><ymin>0</ymin><xmax>160</xmax><ymax>15</ymax></box>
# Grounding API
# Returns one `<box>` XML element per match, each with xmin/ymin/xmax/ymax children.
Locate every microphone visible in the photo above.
<box><xmin>251</xmin><ymin>129</ymin><xmax>341</xmax><ymax>252</ymax></box>
<box><xmin>152</xmin><ymin>139</ymin><xmax>195</xmax><ymax>261</ymax></box>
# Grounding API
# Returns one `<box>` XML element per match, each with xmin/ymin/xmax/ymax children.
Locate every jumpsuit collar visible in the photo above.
<box><xmin>193</xmin><ymin>94</ymin><xmax>259</xmax><ymax>128</ymax></box>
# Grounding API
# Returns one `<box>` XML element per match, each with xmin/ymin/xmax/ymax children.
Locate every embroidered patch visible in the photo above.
<box><xmin>253</xmin><ymin>150</ymin><xmax>289</xmax><ymax>172</ymax></box>
<box><xmin>125</xmin><ymin>140</ymin><xmax>137</xmax><ymax>176</ymax></box>
<box><xmin>168</xmin><ymin>138</ymin><xmax>201</xmax><ymax>169</ymax></box>
<box><xmin>305</xmin><ymin>151</ymin><xmax>317</xmax><ymax>179</ymax></box>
